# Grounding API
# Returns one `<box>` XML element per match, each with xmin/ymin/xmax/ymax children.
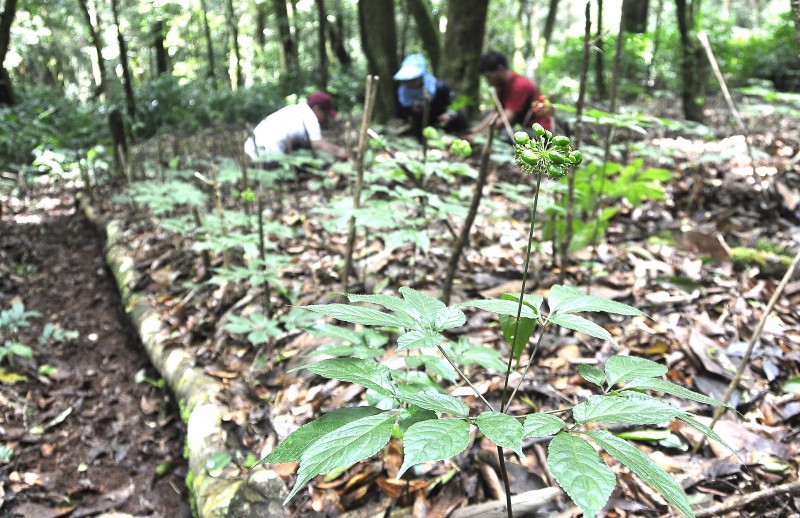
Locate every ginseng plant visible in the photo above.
<box><xmin>260</xmin><ymin>124</ymin><xmax>737</xmax><ymax>518</ymax></box>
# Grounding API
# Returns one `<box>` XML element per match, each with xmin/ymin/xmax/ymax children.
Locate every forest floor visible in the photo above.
<box><xmin>2</xmin><ymin>98</ymin><xmax>800</xmax><ymax>517</ymax></box>
<box><xmin>0</xmin><ymin>190</ymin><xmax>191</xmax><ymax>517</ymax></box>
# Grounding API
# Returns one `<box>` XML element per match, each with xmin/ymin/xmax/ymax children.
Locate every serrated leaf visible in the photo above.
<box><xmin>263</xmin><ymin>406</ymin><xmax>384</xmax><ymax>464</ymax></box>
<box><xmin>397</xmin><ymin>330</ymin><xmax>444</xmax><ymax>351</ymax></box>
<box><xmin>476</xmin><ymin>411</ymin><xmax>524</xmax><ymax>458</ymax></box>
<box><xmin>548</xmin><ymin>432</ymin><xmax>616</xmax><ymax>518</ymax></box>
<box><xmin>547</xmin><ymin>313</ymin><xmax>617</xmax><ymax>346</ymax></box>
<box><xmin>623</xmin><ymin>378</ymin><xmax>730</xmax><ymax>408</ymax></box>
<box><xmin>397</xmin><ymin>418</ymin><xmax>471</xmax><ymax>478</ymax></box>
<box><xmin>573</xmin><ymin>395</ymin><xmax>683</xmax><ymax>425</ymax></box>
<box><xmin>523</xmin><ymin>414</ymin><xmax>566</xmax><ymax>437</ymax></box>
<box><xmin>310</xmin><ymin>324</ymin><xmax>364</xmax><ymax>345</ymax></box>
<box><xmin>578</xmin><ymin>365</ymin><xmax>607</xmax><ymax>387</ymax></box>
<box><xmin>434</xmin><ymin>306</ymin><xmax>466</xmax><ymax>331</ymax></box>
<box><xmin>305</xmin><ymin>304</ymin><xmax>409</xmax><ymax>328</ymax></box>
<box><xmin>346</xmin><ymin>294</ymin><xmax>422</xmax><ymax>326</ymax></box>
<box><xmin>405</xmin><ymin>354</ymin><xmax>457</xmax><ymax>382</ymax></box>
<box><xmin>549</xmin><ymin>285</ymin><xmax>644</xmax><ymax>316</ymax></box>
<box><xmin>460</xmin><ymin>299</ymin><xmax>538</xmax><ymax>319</ymax></box>
<box><xmin>285</xmin><ymin>412</ymin><xmax>397</xmax><ymax>503</ymax></box>
<box><xmin>587</xmin><ymin>430</ymin><xmax>694</xmax><ymax>517</ymax></box>
<box><xmin>293</xmin><ymin>358</ymin><xmax>397</xmax><ymax>396</ymax></box>
<box><xmin>458</xmin><ymin>345</ymin><xmax>508</xmax><ymax>372</ymax></box>
<box><xmin>676</xmin><ymin>414</ymin><xmax>741</xmax><ymax>461</ymax></box>
<box><xmin>398</xmin><ymin>390</ymin><xmax>469</xmax><ymax>417</ymax></box>
<box><xmin>397</xmin><ymin>409</ymin><xmax>438</xmax><ymax>436</ymax></box>
<box><xmin>501</xmin><ymin>292</ymin><xmax>544</xmax><ymax>315</ymax></box>
<box><xmin>605</xmin><ymin>355</ymin><xmax>667</xmax><ymax>387</ymax></box>
<box><xmin>399</xmin><ymin>287</ymin><xmax>446</xmax><ymax>324</ymax></box>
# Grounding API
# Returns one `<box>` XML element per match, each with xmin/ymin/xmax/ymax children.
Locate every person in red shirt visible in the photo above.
<box><xmin>469</xmin><ymin>51</ymin><xmax>552</xmax><ymax>138</ymax></box>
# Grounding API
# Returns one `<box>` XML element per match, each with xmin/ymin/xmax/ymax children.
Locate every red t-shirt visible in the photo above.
<box><xmin>498</xmin><ymin>72</ymin><xmax>538</xmax><ymax>126</ymax></box>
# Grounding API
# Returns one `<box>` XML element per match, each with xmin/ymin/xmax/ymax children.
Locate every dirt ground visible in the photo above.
<box><xmin>0</xmin><ymin>187</ymin><xmax>190</xmax><ymax>517</ymax></box>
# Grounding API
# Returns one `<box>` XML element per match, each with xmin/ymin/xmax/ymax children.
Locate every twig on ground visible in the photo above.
<box><xmin>449</xmin><ymin>487</ymin><xmax>563</xmax><ymax>518</ymax></box>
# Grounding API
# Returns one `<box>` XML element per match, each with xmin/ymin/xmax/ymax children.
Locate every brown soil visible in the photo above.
<box><xmin>0</xmin><ymin>188</ymin><xmax>190</xmax><ymax>517</ymax></box>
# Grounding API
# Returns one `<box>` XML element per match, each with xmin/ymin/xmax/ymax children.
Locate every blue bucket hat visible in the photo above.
<box><xmin>394</xmin><ymin>54</ymin><xmax>427</xmax><ymax>81</ymax></box>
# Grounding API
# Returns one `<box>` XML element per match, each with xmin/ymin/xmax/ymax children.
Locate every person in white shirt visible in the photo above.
<box><xmin>244</xmin><ymin>91</ymin><xmax>348</xmax><ymax>162</ymax></box>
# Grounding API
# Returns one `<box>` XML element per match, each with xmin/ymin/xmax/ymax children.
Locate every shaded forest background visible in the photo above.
<box><xmin>1</xmin><ymin>0</ymin><xmax>799</xmax><ymax>172</ymax></box>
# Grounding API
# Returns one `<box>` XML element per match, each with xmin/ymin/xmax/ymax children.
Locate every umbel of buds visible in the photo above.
<box><xmin>513</xmin><ymin>123</ymin><xmax>583</xmax><ymax>179</ymax></box>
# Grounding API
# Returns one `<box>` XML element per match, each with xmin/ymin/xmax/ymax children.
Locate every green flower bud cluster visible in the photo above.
<box><xmin>513</xmin><ymin>123</ymin><xmax>583</xmax><ymax>179</ymax></box>
<box><xmin>449</xmin><ymin>139</ymin><xmax>472</xmax><ymax>159</ymax></box>
<box><xmin>422</xmin><ymin>126</ymin><xmax>439</xmax><ymax>141</ymax></box>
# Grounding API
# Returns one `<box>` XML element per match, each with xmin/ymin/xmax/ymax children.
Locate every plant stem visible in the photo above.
<box><xmin>496</xmin><ymin>445</ymin><xmax>514</xmax><ymax>518</ymax></box>
<box><xmin>506</xmin><ymin>327</ymin><xmax>548</xmax><ymax>410</ymax></box>
<box><xmin>501</xmin><ymin>172</ymin><xmax>543</xmax><ymax>413</ymax></box>
<box><xmin>437</xmin><ymin>344</ymin><xmax>495</xmax><ymax>411</ymax></box>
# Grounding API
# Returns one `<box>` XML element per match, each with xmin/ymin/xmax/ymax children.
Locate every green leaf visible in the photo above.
<box><xmin>499</xmin><ymin>314</ymin><xmax>536</xmax><ymax>362</ymax></box>
<box><xmin>293</xmin><ymin>358</ymin><xmax>397</xmax><ymax>396</ymax></box>
<box><xmin>547</xmin><ymin>313</ymin><xmax>617</xmax><ymax>345</ymax></box>
<box><xmin>501</xmin><ymin>292</ymin><xmax>544</xmax><ymax>315</ymax></box>
<box><xmin>783</xmin><ymin>375</ymin><xmax>800</xmax><ymax>394</ymax></box>
<box><xmin>457</xmin><ymin>345</ymin><xmax>508</xmax><ymax>372</ymax></box>
<box><xmin>397</xmin><ymin>330</ymin><xmax>444</xmax><ymax>351</ymax></box>
<box><xmin>578</xmin><ymin>365</ymin><xmax>607</xmax><ymax>387</ymax></box>
<box><xmin>549</xmin><ymin>285</ymin><xmax>644</xmax><ymax>316</ymax></box>
<box><xmin>623</xmin><ymin>378</ymin><xmax>730</xmax><ymax>408</ymax></box>
<box><xmin>548</xmin><ymin>432</ymin><xmax>616</xmax><ymax>518</ymax></box>
<box><xmin>397</xmin><ymin>409</ymin><xmax>438</xmax><ymax>436</ymax></box>
<box><xmin>286</xmin><ymin>412</ymin><xmax>397</xmax><ymax>503</ymax></box>
<box><xmin>461</xmin><ymin>299</ymin><xmax>538</xmax><ymax>319</ymax></box>
<box><xmin>573</xmin><ymin>395</ymin><xmax>683</xmax><ymax>425</ymax></box>
<box><xmin>264</xmin><ymin>406</ymin><xmax>384</xmax><ymax>464</ymax></box>
<box><xmin>346</xmin><ymin>294</ymin><xmax>422</xmax><ymax>326</ymax></box>
<box><xmin>605</xmin><ymin>356</ymin><xmax>667</xmax><ymax>387</ymax></box>
<box><xmin>476</xmin><ymin>411</ymin><xmax>524</xmax><ymax>458</ymax></box>
<box><xmin>434</xmin><ymin>306</ymin><xmax>466</xmax><ymax>331</ymax></box>
<box><xmin>397</xmin><ymin>418</ymin><xmax>471</xmax><ymax>478</ymax></box>
<box><xmin>404</xmin><ymin>355</ymin><xmax>457</xmax><ymax>382</ymax></box>
<box><xmin>523</xmin><ymin>414</ymin><xmax>566</xmax><ymax>437</ymax></box>
<box><xmin>398</xmin><ymin>390</ymin><xmax>470</xmax><ymax>417</ymax></box>
<box><xmin>587</xmin><ymin>430</ymin><xmax>694</xmax><ymax>517</ymax></box>
<box><xmin>399</xmin><ymin>287</ymin><xmax>446</xmax><ymax>324</ymax></box>
<box><xmin>676</xmin><ymin>414</ymin><xmax>741</xmax><ymax>460</ymax></box>
<box><xmin>304</xmin><ymin>304</ymin><xmax>409</xmax><ymax>328</ymax></box>
<box><xmin>205</xmin><ymin>452</ymin><xmax>232</xmax><ymax>477</ymax></box>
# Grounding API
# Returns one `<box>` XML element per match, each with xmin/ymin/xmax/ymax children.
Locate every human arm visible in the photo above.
<box><xmin>311</xmin><ymin>138</ymin><xmax>349</xmax><ymax>160</ymax></box>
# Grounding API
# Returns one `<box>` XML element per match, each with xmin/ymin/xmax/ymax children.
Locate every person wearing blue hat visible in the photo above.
<box><xmin>393</xmin><ymin>54</ymin><xmax>467</xmax><ymax>141</ymax></box>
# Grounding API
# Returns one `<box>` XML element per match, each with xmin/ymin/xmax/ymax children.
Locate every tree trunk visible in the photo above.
<box><xmin>407</xmin><ymin>0</ymin><xmax>441</xmax><ymax>75</ymax></box>
<box><xmin>622</xmin><ymin>0</ymin><xmax>649</xmax><ymax>33</ymax></box>
<box><xmin>224</xmin><ymin>0</ymin><xmax>243</xmax><ymax>89</ymax></box>
<box><xmin>111</xmin><ymin>0</ymin><xmax>136</xmax><ymax>119</ymax></box>
<box><xmin>153</xmin><ymin>20</ymin><xmax>169</xmax><ymax>76</ymax></box>
<box><xmin>272</xmin><ymin>0</ymin><xmax>300</xmax><ymax>84</ymax></box>
<box><xmin>791</xmin><ymin>0</ymin><xmax>800</xmax><ymax>52</ymax></box>
<box><xmin>441</xmin><ymin>0</ymin><xmax>488</xmax><ymax>117</ymax></box>
<box><xmin>315</xmin><ymin>0</ymin><xmax>328</xmax><ymax>89</ymax></box>
<box><xmin>537</xmin><ymin>0</ymin><xmax>559</xmax><ymax>62</ymax></box>
<box><xmin>357</xmin><ymin>0</ymin><xmax>398</xmax><ymax>123</ymax></box>
<box><xmin>199</xmin><ymin>0</ymin><xmax>218</xmax><ymax>88</ymax></box>
<box><xmin>594</xmin><ymin>0</ymin><xmax>607</xmax><ymax>99</ymax></box>
<box><xmin>255</xmin><ymin>2</ymin><xmax>266</xmax><ymax>49</ymax></box>
<box><xmin>0</xmin><ymin>0</ymin><xmax>18</xmax><ymax>105</ymax></box>
<box><xmin>76</xmin><ymin>0</ymin><xmax>108</xmax><ymax>97</ymax></box>
<box><xmin>676</xmin><ymin>0</ymin><xmax>704</xmax><ymax>122</ymax></box>
<box><xmin>646</xmin><ymin>0</ymin><xmax>664</xmax><ymax>89</ymax></box>
<box><xmin>327</xmin><ymin>0</ymin><xmax>351</xmax><ymax>67</ymax></box>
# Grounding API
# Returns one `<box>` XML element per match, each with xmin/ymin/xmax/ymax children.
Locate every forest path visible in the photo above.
<box><xmin>0</xmin><ymin>187</ymin><xmax>189</xmax><ymax>517</ymax></box>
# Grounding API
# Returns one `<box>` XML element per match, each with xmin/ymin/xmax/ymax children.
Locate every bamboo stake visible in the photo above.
<box><xmin>489</xmin><ymin>88</ymin><xmax>515</xmax><ymax>141</ymax></box>
<box><xmin>342</xmin><ymin>75</ymin><xmax>379</xmax><ymax>294</ymax></box>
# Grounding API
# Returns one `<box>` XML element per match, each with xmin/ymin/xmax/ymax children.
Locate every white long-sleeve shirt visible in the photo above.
<box><xmin>244</xmin><ymin>103</ymin><xmax>322</xmax><ymax>160</ymax></box>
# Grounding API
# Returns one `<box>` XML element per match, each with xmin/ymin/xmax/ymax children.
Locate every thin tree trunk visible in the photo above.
<box><xmin>199</xmin><ymin>0</ymin><xmax>217</xmax><ymax>88</ymax></box>
<box><xmin>0</xmin><ymin>0</ymin><xmax>18</xmax><ymax>105</ymax></box>
<box><xmin>407</xmin><ymin>0</ymin><xmax>441</xmax><ymax>74</ymax></box>
<box><xmin>315</xmin><ymin>0</ymin><xmax>328</xmax><ymax>90</ymax></box>
<box><xmin>441</xmin><ymin>0</ymin><xmax>488</xmax><ymax>118</ymax></box>
<box><xmin>594</xmin><ymin>0</ymin><xmax>607</xmax><ymax>100</ymax></box>
<box><xmin>327</xmin><ymin>0</ymin><xmax>351</xmax><ymax>67</ymax></box>
<box><xmin>791</xmin><ymin>0</ymin><xmax>800</xmax><ymax>52</ymax></box>
<box><xmin>357</xmin><ymin>0</ymin><xmax>398</xmax><ymax>123</ymax></box>
<box><xmin>646</xmin><ymin>0</ymin><xmax>664</xmax><ymax>90</ymax></box>
<box><xmin>153</xmin><ymin>20</ymin><xmax>168</xmax><ymax>76</ymax></box>
<box><xmin>111</xmin><ymin>0</ymin><xmax>136</xmax><ymax>119</ymax></box>
<box><xmin>676</xmin><ymin>0</ymin><xmax>704</xmax><ymax>122</ymax></box>
<box><xmin>622</xmin><ymin>0</ymin><xmax>649</xmax><ymax>33</ymax></box>
<box><xmin>224</xmin><ymin>0</ymin><xmax>243</xmax><ymax>89</ymax></box>
<box><xmin>272</xmin><ymin>0</ymin><xmax>300</xmax><ymax>84</ymax></box>
<box><xmin>537</xmin><ymin>0</ymin><xmax>559</xmax><ymax>62</ymax></box>
<box><xmin>76</xmin><ymin>0</ymin><xmax>108</xmax><ymax>96</ymax></box>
